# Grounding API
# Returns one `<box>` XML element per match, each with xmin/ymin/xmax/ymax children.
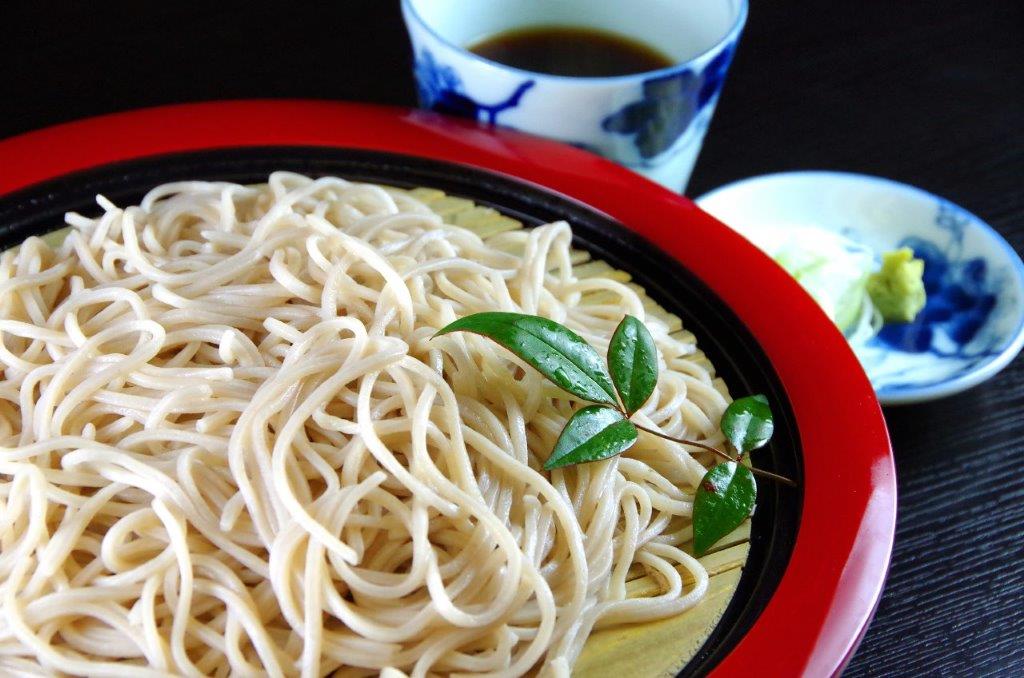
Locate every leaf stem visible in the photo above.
<box><xmin>632</xmin><ymin>422</ymin><xmax>797</xmax><ymax>487</ymax></box>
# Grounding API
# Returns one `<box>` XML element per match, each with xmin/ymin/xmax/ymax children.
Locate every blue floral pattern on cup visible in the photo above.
<box><xmin>402</xmin><ymin>0</ymin><xmax>748</xmax><ymax>191</ymax></box>
<box><xmin>414</xmin><ymin>49</ymin><xmax>535</xmax><ymax>125</ymax></box>
<box><xmin>601</xmin><ymin>44</ymin><xmax>735</xmax><ymax>160</ymax></box>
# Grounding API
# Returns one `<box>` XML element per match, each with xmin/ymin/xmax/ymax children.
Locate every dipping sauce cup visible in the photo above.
<box><xmin>402</xmin><ymin>0</ymin><xmax>748</xmax><ymax>193</ymax></box>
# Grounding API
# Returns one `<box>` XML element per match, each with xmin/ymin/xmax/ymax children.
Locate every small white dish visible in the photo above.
<box><xmin>696</xmin><ymin>171</ymin><xmax>1024</xmax><ymax>405</ymax></box>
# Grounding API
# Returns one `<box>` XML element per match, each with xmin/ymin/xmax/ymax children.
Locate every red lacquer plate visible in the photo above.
<box><xmin>0</xmin><ymin>101</ymin><xmax>895</xmax><ymax>677</ymax></box>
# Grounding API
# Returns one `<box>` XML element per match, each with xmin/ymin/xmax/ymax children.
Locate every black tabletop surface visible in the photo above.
<box><xmin>3</xmin><ymin>1</ymin><xmax>1022</xmax><ymax>675</ymax></box>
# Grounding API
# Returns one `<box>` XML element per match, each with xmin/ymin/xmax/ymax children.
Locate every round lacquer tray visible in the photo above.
<box><xmin>0</xmin><ymin>101</ymin><xmax>895</xmax><ymax>677</ymax></box>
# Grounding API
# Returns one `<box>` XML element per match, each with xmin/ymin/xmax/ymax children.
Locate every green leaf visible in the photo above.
<box><xmin>435</xmin><ymin>312</ymin><xmax>618</xmax><ymax>405</ymax></box>
<box><xmin>692</xmin><ymin>462</ymin><xmax>757</xmax><ymax>556</ymax></box>
<box><xmin>544</xmin><ymin>406</ymin><xmax>638</xmax><ymax>470</ymax></box>
<box><xmin>721</xmin><ymin>394</ymin><xmax>774</xmax><ymax>454</ymax></box>
<box><xmin>608</xmin><ymin>315</ymin><xmax>658</xmax><ymax>415</ymax></box>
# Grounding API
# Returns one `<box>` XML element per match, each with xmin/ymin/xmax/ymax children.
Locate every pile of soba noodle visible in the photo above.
<box><xmin>0</xmin><ymin>173</ymin><xmax>731</xmax><ymax>677</ymax></box>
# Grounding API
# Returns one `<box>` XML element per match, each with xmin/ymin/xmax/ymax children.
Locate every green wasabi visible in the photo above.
<box><xmin>866</xmin><ymin>248</ymin><xmax>927</xmax><ymax>323</ymax></box>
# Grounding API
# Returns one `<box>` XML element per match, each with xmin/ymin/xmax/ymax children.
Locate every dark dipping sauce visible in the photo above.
<box><xmin>469</xmin><ymin>26</ymin><xmax>674</xmax><ymax>77</ymax></box>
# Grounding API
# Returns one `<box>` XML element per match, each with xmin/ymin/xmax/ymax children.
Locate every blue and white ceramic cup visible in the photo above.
<box><xmin>402</xmin><ymin>0</ymin><xmax>748</xmax><ymax>193</ymax></box>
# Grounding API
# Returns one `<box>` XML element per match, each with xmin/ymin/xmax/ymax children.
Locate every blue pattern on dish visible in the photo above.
<box><xmin>877</xmin><ymin>241</ymin><xmax>996</xmax><ymax>353</ymax></box>
<box><xmin>601</xmin><ymin>44</ymin><xmax>734</xmax><ymax>160</ymax></box>
<box><xmin>861</xmin><ymin>200</ymin><xmax>1014</xmax><ymax>393</ymax></box>
<box><xmin>413</xmin><ymin>49</ymin><xmax>535</xmax><ymax>124</ymax></box>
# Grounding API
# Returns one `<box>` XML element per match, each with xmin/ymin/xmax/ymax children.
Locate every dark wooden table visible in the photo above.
<box><xmin>3</xmin><ymin>1</ymin><xmax>1022</xmax><ymax>675</ymax></box>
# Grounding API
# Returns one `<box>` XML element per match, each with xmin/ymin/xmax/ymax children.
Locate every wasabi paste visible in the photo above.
<box><xmin>866</xmin><ymin>248</ymin><xmax>927</xmax><ymax>323</ymax></box>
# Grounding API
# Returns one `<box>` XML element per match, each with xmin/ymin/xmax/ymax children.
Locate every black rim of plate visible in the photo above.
<box><xmin>0</xmin><ymin>147</ymin><xmax>803</xmax><ymax>677</ymax></box>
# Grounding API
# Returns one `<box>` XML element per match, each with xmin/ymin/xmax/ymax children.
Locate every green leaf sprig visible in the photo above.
<box><xmin>434</xmin><ymin>312</ymin><xmax>795</xmax><ymax>555</ymax></box>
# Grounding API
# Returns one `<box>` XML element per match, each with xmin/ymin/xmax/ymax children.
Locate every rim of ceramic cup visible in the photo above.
<box><xmin>401</xmin><ymin>0</ymin><xmax>750</xmax><ymax>84</ymax></box>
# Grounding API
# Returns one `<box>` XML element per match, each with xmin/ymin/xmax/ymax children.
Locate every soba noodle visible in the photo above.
<box><xmin>0</xmin><ymin>173</ymin><xmax>731</xmax><ymax>677</ymax></box>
